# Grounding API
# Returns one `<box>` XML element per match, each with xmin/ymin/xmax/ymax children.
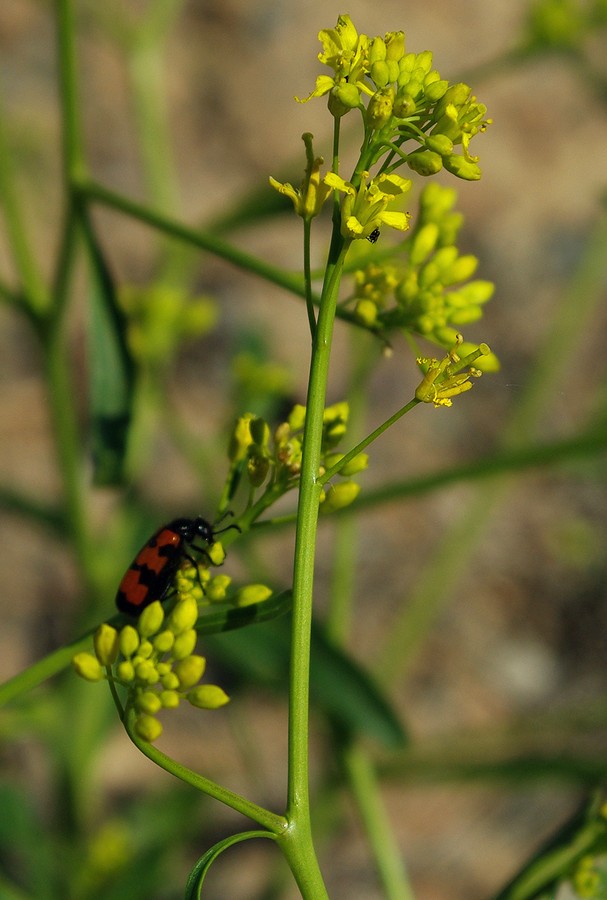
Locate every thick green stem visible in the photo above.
<box><xmin>285</xmin><ymin>235</ymin><xmax>350</xmax><ymax>897</ymax></box>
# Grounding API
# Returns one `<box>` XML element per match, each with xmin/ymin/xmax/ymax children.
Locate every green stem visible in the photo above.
<box><xmin>57</xmin><ymin>0</ymin><xmax>87</xmax><ymax>183</ymax></box>
<box><xmin>319</xmin><ymin>398</ymin><xmax>419</xmax><ymax>485</ymax></box>
<box><xmin>0</xmin><ymin>630</ymin><xmax>95</xmax><ymax>707</ymax></box>
<box><xmin>343</xmin><ymin>743</ymin><xmax>416</xmax><ymax>900</ymax></box>
<box><xmin>44</xmin><ymin>0</ymin><xmax>94</xmax><ymax>576</ymax></box>
<box><xmin>125</xmin><ymin>708</ymin><xmax>287</xmax><ymax>834</ymax></box>
<box><xmin>0</xmin><ymin>92</ymin><xmax>48</xmax><ymax>316</ymax></box>
<box><xmin>79</xmin><ymin>178</ymin><xmax>306</xmax><ymax>295</ymax></box>
<box><xmin>303</xmin><ymin>218</ymin><xmax>317</xmax><ymax>338</ymax></box>
<box><xmin>285</xmin><ymin>235</ymin><xmax>351</xmax><ymax>898</ymax></box>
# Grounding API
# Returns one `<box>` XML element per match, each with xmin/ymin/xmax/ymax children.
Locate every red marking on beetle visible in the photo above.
<box><xmin>115</xmin><ymin>517</ymin><xmax>218</xmax><ymax>616</ymax></box>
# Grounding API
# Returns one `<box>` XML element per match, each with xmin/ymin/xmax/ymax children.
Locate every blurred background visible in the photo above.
<box><xmin>1</xmin><ymin>1</ymin><xmax>607</xmax><ymax>898</ymax></box>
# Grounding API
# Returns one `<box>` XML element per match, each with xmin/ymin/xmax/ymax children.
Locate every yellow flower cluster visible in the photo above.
<box><xmin>73</xmin><ymin>600</ymin><xmax>229</xmax><ymax>742</ymax></box>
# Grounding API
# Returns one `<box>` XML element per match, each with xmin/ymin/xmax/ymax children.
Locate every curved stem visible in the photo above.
<box><xmin>124</xmin><ymin>708</ymin><xmax>287</xmax><ymax>834</ymax></box>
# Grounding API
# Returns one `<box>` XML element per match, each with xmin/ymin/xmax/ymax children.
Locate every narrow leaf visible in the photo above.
<box><xmin>209</xmin><ymin>616</ymin><xmax>407</xmax><ymax>748</ymax></box>
<box><xmin>185</xmin><ymin>831</ymin><xmax>277</xmax><ymax>900</ymax></box>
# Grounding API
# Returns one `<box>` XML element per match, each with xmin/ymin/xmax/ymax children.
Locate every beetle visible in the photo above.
<box><xmin>366</xmin><ymin>226</ymin><xmax>380</xmax><ymax>244</ymax></box>
<box><xmin>116</xmin><ymin>517</ymin><xmax>216</xmax><ymax>616</ymax></box>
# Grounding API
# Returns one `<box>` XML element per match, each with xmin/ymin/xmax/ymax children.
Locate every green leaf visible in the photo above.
<box><xmin>195</xmin><ymin>589</ymin><xmax>293</xmax><ymax>635</ymax></box>
<box><xmin>185</xmin><ymin>831</ymin><xmax>277</xmax><ymax>900</ymax></box>
<box><xmin>79</xmin><ymin>203</ymin><xmax>135</xmax><ymax>486</ymax></box>
<box><xmin>209</xmin><ymin>616</ymin><xmax>407</xmax><ymax>749</ymax></box>
<box><xmin>310</xmin><ymin>620</ymin><xmax>407</xmax><ymax>748</ymax></box>
<box><xmin>492</xmin><ymin>793</ymin><xmax>607</xmax><ymax>900</ymax></box>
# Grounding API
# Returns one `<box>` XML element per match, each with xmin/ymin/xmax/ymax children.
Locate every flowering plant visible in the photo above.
<box><xmin>6</xmin><ymin>5</ymin><xmax>606</xmax><ymax>899</ymax></box>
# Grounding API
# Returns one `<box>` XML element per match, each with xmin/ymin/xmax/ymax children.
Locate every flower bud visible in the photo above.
<box><xmin>339</xmin><ymin>452</ymin><xmax>369</xmax><ymax>476</ymax></box>
<box><xmin>450</xmin><ymin>305</ymin><xmax>483</xmax><ymax>324</ymax></box>
<box><xmin>160</xmin><ymin>690</ymin><xmax>180</xmax><ymax>708</ymax></box>
<box><xmin>393</xmin><ymin>92</ymin><xmax>416</xmax><ymax>118</ymax></box>
<box><xmin>288</xmin><ymin>405</ymin><xmax>306</xmax><ymax>431</ymax></box>
<box><xmin>138</xmin><ymin>601</ymin><xmax>164</xmax><ymax>638</ymax></box>
<box><xmin>233</xmin><ymin>584</ymin><xmax>272</xmax><ymax>608</ymax></box>
<box><xmin>425</xmin><ymin>134</ymin><xmax>454</xmax><ymax>157</ymax></box>
<box><xmin>424</xmin><ymin>78</ymin><xmax>449</xmax><ymax>102</ymax></box>
<box><xmin>173</xmin><ymin>655</ymin><xmax>206</xmax><ymax>689</ymax></box>
<box><xmin>329</xmin><ymin>83</ymin><xmax>361</xmax><ymax>117</ymax></box>
<box><xmin>135</xmin><ymin>659</ymin><xmax>159</xmax><ymax>684</ymax></box>
<box><xmin>459</xmin><ymin>280</ymin><xmax>494</xmax><ymax>305</ymax></box>
<box><xmin>443</xmin><ymin>155</ymin><xmax>481</xmax><ymax>181</ymax></box>
<box><xmin>172</xmin><ymin>628</ymin><xmax>198</xmax><ymax>660</ymax></box>
<box><xmin>119</xmin><ymin>625</ymin><xmax>140</xmax><ymax>657</ymax></box>
<box><xmin>160</xmin><ymin>671</ymin><xmax>180</xmax><ymax>690</ymax></box>
<box><xmin>228</xmin><ymin>413</ymin><xmax>254</xmax><ymax>462</ymax></box>
<box><xmin>321</xmin><ymin>481</ymin><xmax>361</xmax><ymax>512</ymax></box>
<box><xmin>153</xmin><ymin>630</ymin><xmax>175</xmax><ymax>654</ymax></box>
<box><xmin>187</xmin><ymin>685</ymin><xmax>230</xmax><ymax>709</ymax></box>
<box><xmin>168</xmin><ymin>597</ymin><xmax>198</xmax><ymax>634</ymax></box>
<box><xmin>117</xmin><ymin>660</ymin><xmax>135</xmax><ymax>682</ymax></box>
<box><xmin>410</xmin><ymin>223</ymin><xmax>439</xmax><ymax>265</ymax></box>
<box><xmin>137</xmin><ymin>640</ymin><xmax>153</xmax><ymax>659</ymax></box>
<box><xmin>386</xmin><ymin>59</ymin><xmax>400</xmax><ymax>83</ymax></box>
<box><xmin>136</xmin><ymin>691</ymin><xmax>162</xmax><ymax>714</ymax></box>
<box><xmin>443</xmin><ymin>254</ymin><xmax>478</xmax><ymax>285</ymax></box>
<box><xmin>368</xmin><ymin>36</ymin><xmax>387</xmax><ymax>64</ymax></box>
<box><xmin>207</xmin><ymin>541</ymin><xmax>226</xmax><ymax>566</ymax></box>
<box><xmin>134</xmin><ymin>714</ymin><xmax>163</xmax><ymax>742</ymax></box>
<box><xmin>247</xmin><ymin>448</ymin><xmax>270</xmax><ymax>487</ymax></box>
<box><xmin>249</xmin><ymin>416</ymin><xmax>270</xmax><ymax>447</ymax></box>
<box><xmin>370</xmin><ymin>60</ymin><xmax>390</xmax><ymax>88</ymax></box>
<box><xmin>94</xmin><ymin>624</ymin><xmax>119</xmax><ymax>666</ymax></box>
<box><xmin>407</xmin><ymin>150</ymin><xmax>443</xmax><ymax>177</ymax></box>
<box><xmin>366</xmin><ymin>87</ymin><xmax>395</xmax><ymax>129</ymax></box>
<box><xmin>72</xmin><ymin>652</ymin><xmax>104</xmax><ymax>682</ymax></box>
<box><xmin>206</xmin><ymin>574</ymin><xmax>232</xmax><ymax>602</ymax></box>
<box><xmin>385</xmin><ymin>31</ymin><xmax>405</xmax><ymax>61</ymax></box>
<box><xmin>354</xmin><ymin>298</ymin><xmax>378</xmax><ymax>327</ymax></box>
<box><xmin>415</xmin><ymin>50</ymin><xmax>433</xmax><ymax>73</ymax></box>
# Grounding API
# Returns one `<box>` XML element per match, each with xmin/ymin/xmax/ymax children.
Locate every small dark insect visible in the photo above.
<box><xmin>367</xmin><ymin>227</ymin><xmax>380</xmax><ymax>244</ymax></box>
<box><xmin>116</xmin><ymin>517</ymin><xmax>216</xmax><ymax>616</ymax></box>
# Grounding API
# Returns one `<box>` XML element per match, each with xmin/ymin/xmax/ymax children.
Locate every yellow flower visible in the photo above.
<box><xmin>324</xmin><ymin>171</ymin><xmax>411</xmax><ymax>240</ymax></box>
<box><xmin>415</xmin><ymin>335</ymin><xmax>490</xmax><ymax>407</ymax></box>
<box><xmin>295</xmin><ymin>15</ymin><xmax>372</xmax><ymax>112</ymax></box>
<box><xmin>269</xmin><ymin>133</ymin><xmax>332</xmax><ymax>219</ymax></box>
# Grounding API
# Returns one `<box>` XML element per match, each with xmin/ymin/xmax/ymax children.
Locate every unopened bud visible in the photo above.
<box><xmin>138</xmin><ymin>601</ymin><xmax>164</xmax><ymax>638</ymax></box>
<box><xmin>72</xmin><ymin>652</ymin><xmax>104</xmax><ymax>682</ymax></box>
<box><xmin>134</xmin><ymin>714</ymin><xmax>163</xmax><ymax>742</ymax></box>
<box><xmin>187</xmin><ymin>685</ymin><xmax>230</xmax><ymax>709</ymax></box>
<box><xmin>94</xmin><ymin>624</ymin><xmax>119</xmax><ymax>666</ymax></box>
<box><xmin>168</xmin><ymin>598</ymin><xmax>198</xmax><ymax>634</ymax></box>
<box><xmin>407</xmin><ymin>150</ymin><xmax>443</xmax><ymax>177</ymax></box>
<box><xmin>321</xmin><ymin>481</ymin><xmax>361</xmax><ymax>512</ymax></box>
<box><xmin>119</xmin><ymin>625</ymin><xmax>140</xmax><ymax>657</ymax></box>
<box><xmin>173</xmin><ymin>655</ymin><xmax>206</xmax><ymax>689</ymax></box>
<box><xmin>172</xmin><ymin>629</ymin><xmax>197</xmax><ymax>661</ymax></box>
<box><xmin>233</xmin><ymin>584</ymin><xmax>273</xmax><ymax>608</ymax></box>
